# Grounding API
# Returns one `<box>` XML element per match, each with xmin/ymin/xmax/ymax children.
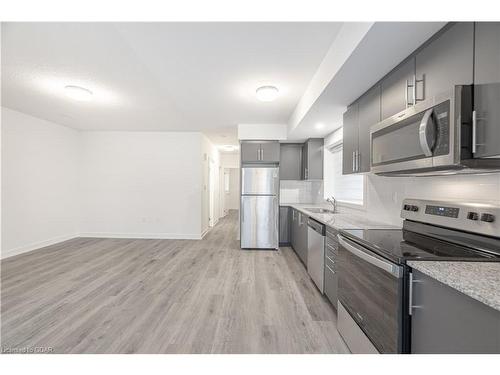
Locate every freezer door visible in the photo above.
<box><xmin>241</xmin><ymin>167</ymin><xmax>279</xmax><ymax>195</ymax></box>
<box><xmin>240</xmin><ymin>195</ymin><xmax>278</xmax><ymax>249</ymax></box>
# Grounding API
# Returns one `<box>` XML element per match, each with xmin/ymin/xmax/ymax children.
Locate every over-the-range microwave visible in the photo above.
<box><xmin>370</xmin><ymin>85</ymin><xmax>500</xmax><ymax>176</ymax></box>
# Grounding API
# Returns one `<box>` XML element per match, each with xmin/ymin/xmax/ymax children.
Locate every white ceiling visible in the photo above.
<box><xmin>1</xmin><ymin>22</ymin><xmax>342</xmax><ymax>145</ymax></box>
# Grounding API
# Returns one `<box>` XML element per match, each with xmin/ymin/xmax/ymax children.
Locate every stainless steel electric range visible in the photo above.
<box><xmin>336</xmin><ymin>198</ymin><xmax>500</xmax><ymax>354</ymax></box>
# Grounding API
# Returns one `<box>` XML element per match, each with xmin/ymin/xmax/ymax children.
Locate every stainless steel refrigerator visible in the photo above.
<box><xmin>240</xmin><ymin>166</ymin><xmax>279</xmax><ymax>249</ymax></box>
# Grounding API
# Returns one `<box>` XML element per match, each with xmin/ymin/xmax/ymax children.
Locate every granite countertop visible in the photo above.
<box><xmin>408</xmin><ymin>261</ymin><xmax>500</xmax><ymax>312</ymax></box>
<box><xmin>280</xmin><ymin>203</ymin><xmax>398</xmax><ymax>230</ymax></box>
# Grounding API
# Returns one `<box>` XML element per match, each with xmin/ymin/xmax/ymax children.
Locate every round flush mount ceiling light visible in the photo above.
<box><xmin>64</xmin><ymin>85</ymin><xmax>93</xmax><ymax>101</ymax></box>
<box><xmin>315</xmin><ymin>122</ymin><xmax>325</xmax><ymax>130</ymax></box>
<box><xmin>256</xmin><ymin>85</ymin><xmax>279</xmax><ymax>102</ymax></box>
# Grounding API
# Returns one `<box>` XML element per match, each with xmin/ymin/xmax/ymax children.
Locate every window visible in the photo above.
<box><xmin>324</xmin><ymin>143</ymin><xmax>364</xmax><ymax>206</ymax></box>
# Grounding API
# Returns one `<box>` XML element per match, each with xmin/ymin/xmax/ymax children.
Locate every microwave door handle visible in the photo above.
<box><xmin>338</xmin><ymin>235</ymin><xmax>402</xmax><ymax>278</ymax></box>
<box><xmin>419</xmin><ymin>108</ymin><xmax>434</xmax><ymax>157</ymax></box>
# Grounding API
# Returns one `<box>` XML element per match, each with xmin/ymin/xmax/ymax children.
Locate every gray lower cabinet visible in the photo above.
<box><xmin>380</xmin><ymin>57</ymin><xmax>415</xmax><ymax>120</ymax></box>
<box><xmin>302</xmin><ymin>138</ymin><xmax>324</xmax><ymax>180</ymax></box>
<box><xmin>342</xmin><ymin>103</ymin><xmax>359</xmax><ymax>175</ymax></box>
<box><xmin>279</xmin><ymin>144</ymin><xmax>302</xmax><ymax>180</ymax></box>
<box><xmin>296</xmin><ymin>211</ymin><xmax>308</xmax><ymax>265</ymax></box>
<box><xmin>240</xmin><ymin>141</ymin><xmax>280</xmax><ymax>163</ymax></box>
<box><xmin>279</xmin><ymin>206</ymin><xmax>291</xmax><ymax>244</ymax></box>
<box><xmin>324</xmin><ymin>226</ymin><xmax>339</xmax><ymax>309</ymax></box>
<box><xmin>415</xmin><ymin>22</ymin><xmax>474</xmax><ymax>102</ymax></box>
<box><xmin>410</xmin><ymin>270</ymin><xmax>500</xmax><ymax>353</ymax></box>
<box><xmin>291</xmin><ymin>209</ymin><xmax>299</xmax><ymax>255</ymax></box>
<box><xmin>473</xmin><ymin>22</ymin><xmax>500</xmax><ymax>158</ymax></box>
<box><xmin>290</xmin><ymin>208</ymin><xmax>308</xmax><ymax>265</ymax></box>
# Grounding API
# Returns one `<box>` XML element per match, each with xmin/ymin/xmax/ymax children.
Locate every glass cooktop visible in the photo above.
<box><xmin>340</xmin><ymin>227</ymin><xmax>500</xmax><ymax>265</ymax></box>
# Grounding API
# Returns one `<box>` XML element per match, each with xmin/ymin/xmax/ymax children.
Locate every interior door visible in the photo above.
<box><xmin>473</xmin><ymin>22</ymin><xmax>500</xmax><ymax>158</ymax></box>
<box><xmin>240</xmin><ymin>195</ymin><xmax>278</xmax><ymax>249</ymax></box>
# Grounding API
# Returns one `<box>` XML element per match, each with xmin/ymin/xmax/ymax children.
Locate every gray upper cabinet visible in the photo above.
<box><xmin>302</xmin><ymin>138</ymin><xmax>324</xmax><ymax>180</ymax></box>
<box><xmin>357</xmin><ymin>85</ymin><xmax>381</xmax><ymax>172</ymax></box>
<box><xmin>240</xmin><ymin>141</ymin><xmax>279</xmax><ymax>163</ymax></box>
<box><xmin>411</xmin><ymin>270</ymin><xmax>500</xmax><ymax>353</ymax></box>
<box><xmin>279</xmin><ymin>144</ymin><xmax>302</xmax><ymax>180</ymax></box>
<box><xmin>279</xmin><ymin>140</ymin><xmax>323</xmax><ymax>180</ymax></box>
<box><xmin>342</xmin><ymin>103</ymin><xmax>359</xmax><ymax>175</ymax></box>
<box><xmin>240</xmin><ymin>142</ymin><xmax>261</xmax><ymax>163</ymax></box>
<box><xmin>473</xmin><ymin>22</ymin><xmax>500</xmax><ymax>158</ymax></box>
<box><xmin>380</xmin><ymin>57</ymin><xmax>415</xmax><ymax>120</ymax></box>
<box><xmin>415</xmin><ymin>22</ymin><xmax>474</xmax><ymax>102</ymax></box>
<box><xmin>260</xmin><ymin>141</ymin><xmax>280</xmax><ymax>163</ymax></box>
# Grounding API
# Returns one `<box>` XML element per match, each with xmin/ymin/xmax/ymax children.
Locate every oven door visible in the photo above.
<box><xmin>337</xmin><ymin>235</ymin><xmax>405</xmax><ymax>353</ymax></box>
<box><xmin>370</xmin><ymin>88</ymin><xmax>457</xmax><ymax>175</ymax></box>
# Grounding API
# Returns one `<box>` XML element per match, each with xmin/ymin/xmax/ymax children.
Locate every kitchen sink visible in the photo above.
<box><xmin>305</xmin><ymin>207</ymin><xmax>335</xmax><ymax>214</ymax></box>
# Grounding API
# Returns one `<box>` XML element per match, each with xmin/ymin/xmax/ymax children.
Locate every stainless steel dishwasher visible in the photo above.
<box><xmin>307</xmin><ymin>217</ymin><xmax>325</xmax><ymax>293</ymax></box>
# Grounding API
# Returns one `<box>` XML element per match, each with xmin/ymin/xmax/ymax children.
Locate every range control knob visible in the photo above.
<box><xmin>480</xmin><ymin>213</ymin><xmax>495</xmax><ymax>223</ymax></box>
<box><xmin>410</xmin><ymin>205</ymin><xmax>419</xmax><ymax>212</ymax></box>
<box><xmin>467</xmin><ymin>212</ymin><xmax>479</xmax><ymax>221</ymax></box>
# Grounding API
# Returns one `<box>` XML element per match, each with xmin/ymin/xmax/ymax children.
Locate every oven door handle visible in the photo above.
<box><xmin>418</xmin><ymin>108</ymin><xmax>436</xmax><ymax>157</ymax></box>
<box><xmin>338</xmin><ymin>235</ymin><xmax>402</xmax><ymax>278</ymax></box>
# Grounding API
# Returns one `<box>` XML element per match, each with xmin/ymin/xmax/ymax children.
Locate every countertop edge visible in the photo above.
<box><xmin>407</xmin><ymin>260</ymin><xmax>500</xmax><ymax>312</ymax></box>
<box><xmin>280</xmin><ymin>203</ymin><xmax>398</xmax><ymax>230</ymax></box>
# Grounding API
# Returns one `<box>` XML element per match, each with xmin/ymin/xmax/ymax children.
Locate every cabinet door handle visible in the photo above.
<box><xmin>472</xmin><ymin>110</ymin><xmax>477</xmax><ymax>154</ymax></box>
<box><xmin>406</xmin><ymin>78</ymin><xmax>414</xmax><ymax>108</ymax></box>
<box><xmin>415</xmin><ymin>74</ymin><xmax>425</xmax><ymax>104</ymax></box>
<box><xmin>261</xmin><ymin>147</ymin><xmax>264</xmax><ymax>161</ymax></box>
<box><xmin>352</xmin><ymin>151</ymin><xmax>356</xmax><ymax>172</ymax></box>
<box><xmin>357</xmin><ymin>151</ymin><xmax>361</xmax><ymax>172</ymax></box>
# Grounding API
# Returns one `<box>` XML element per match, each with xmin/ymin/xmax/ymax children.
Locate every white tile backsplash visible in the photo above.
<box><xmin>280</xmin><ymin>180</ymin><xmax>324</xmax><ymax>204</ymax></box>
<box><xmin>280</xmin><ymin>172</ymin><xmax>500</xmax><ymax>228</ymax></box>
<box><xmin>345</xmin><ymin>172</ymin><xmax>500</xmax><ymax>226</ymax></box>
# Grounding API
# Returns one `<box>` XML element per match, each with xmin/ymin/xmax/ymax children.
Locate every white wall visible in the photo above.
<box><xmin>220</xmin><ymin>152</ymin><xmax>239</xmax><ymax>168</ymax></box>
<box><xmin>79</xmin><ymin>131</ymin><xmax>204</xmax><ymax>239</ymax></box>
<box><xmin>1</xmin><ymin>108</ymin><xmax>80</xmax><ymax>258</ymax></box>
<box><xmin>238</xmin><ymin>123</ymin><xmax>287</xmax><ymax>140</ymax></box>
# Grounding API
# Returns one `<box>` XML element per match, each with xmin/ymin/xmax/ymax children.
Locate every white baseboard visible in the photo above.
<box><xmin>199</xmin><ymin>228</ymin><xmax>209</xmax><ymax>239</ymax></box>
<box><xmin>1</xmin><ymin>233</ymin><xmax>79</xmax><ymax>259</ymax></box>
<box><xmin>1</xmin><ymin>231</ymin><xmax>206</xmax><ymax>260</ymax></box>
<box><xmin>79</xmin><ymin>232</ymin><xmax>203</xmax><ymax>240</ymax></box>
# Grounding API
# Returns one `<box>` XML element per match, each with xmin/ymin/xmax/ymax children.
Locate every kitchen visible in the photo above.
<box><xmin>1</xmin><ymin>10</ymin><xmax>500</xmax><ymax>373</ymax></box>
<box><xmin>238</xmin><ymin>21</ymin><xmax>500</xmax><ymax>354</ymax></box>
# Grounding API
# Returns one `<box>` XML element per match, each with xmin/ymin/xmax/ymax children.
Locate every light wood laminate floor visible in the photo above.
<box><xmin>1</xmin><ymin>211</ymin><xmax>348</xmax><ymax>354</ymax></box>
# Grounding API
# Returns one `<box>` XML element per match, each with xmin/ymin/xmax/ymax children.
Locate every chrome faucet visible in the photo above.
<box><xmin>326</xmin><ymin>196</ymin><xmax>337</xmax><ymax>213</ymax></box>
